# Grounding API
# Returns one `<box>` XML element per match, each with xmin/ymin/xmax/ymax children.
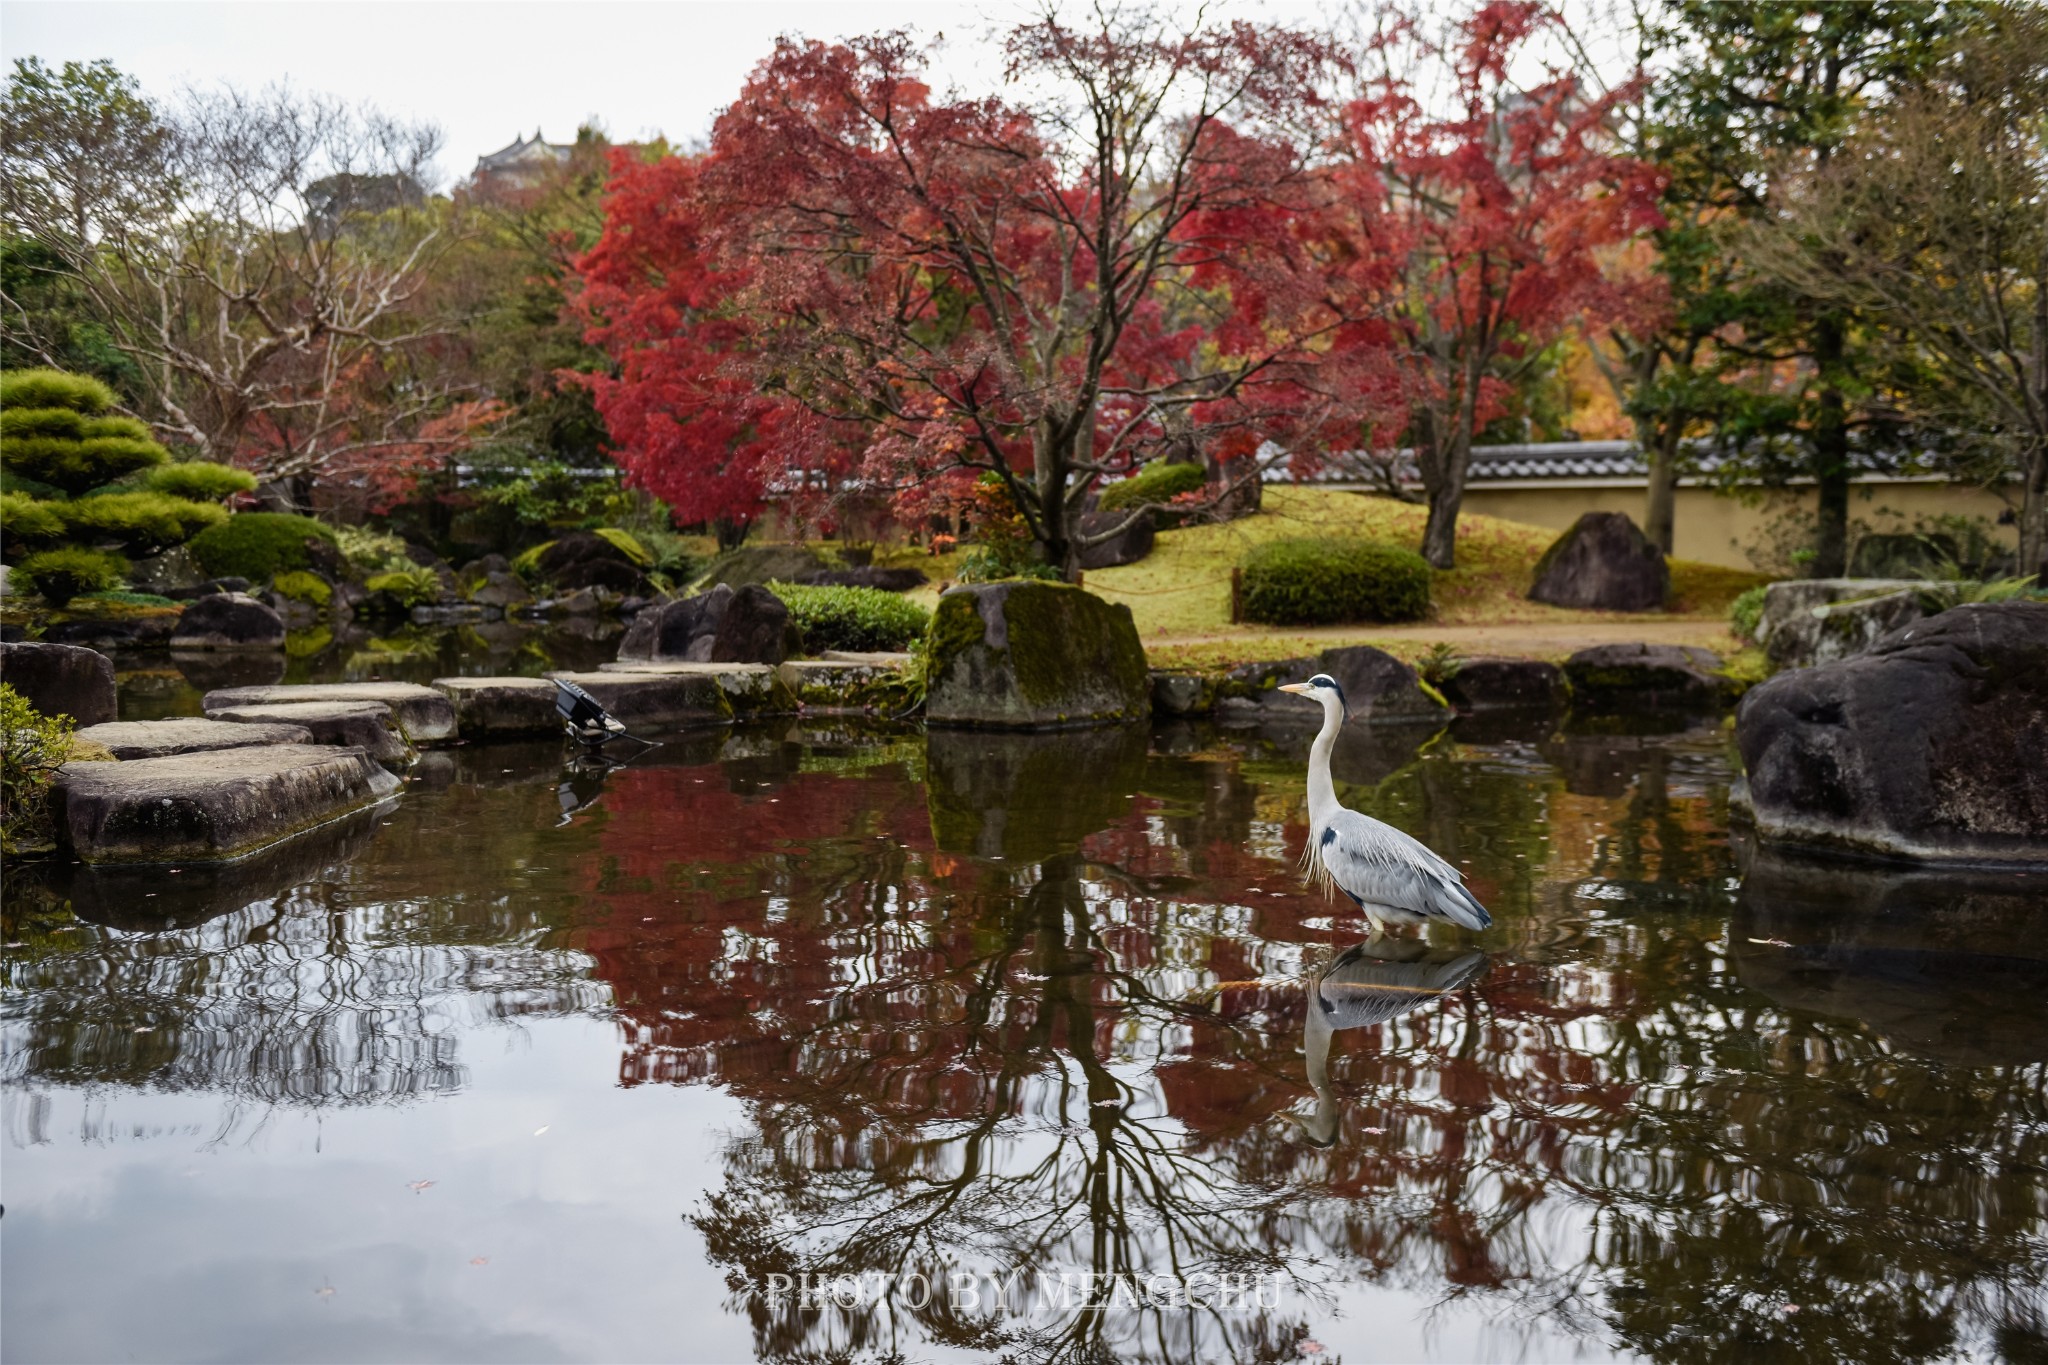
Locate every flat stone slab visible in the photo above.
<box><xmin>541</xmin><ymin>669</ymin><xmax>733</xmax><ymax>730</ymax></box>
<box><xmin>200</xmin><ymin>682</ymin><xmax>457</xmax><ymax>744</ymax></box>
<box><xmin>820</xmin><ymin>650</ymin><xmax>916</xmax><ymax>667</ymax></box>
<box><xmin>205</xmin><ymin>699</ymin><xmax>412</xmax><ymax>766</ymax></box>
<box><xmin>433</xmin><ymin>678</ymin><xmax>559</xmax><ymax>737</ymax></box>
<box><xmin>77</xmin><ymin>717</ymin><xmax>313</xmax><ymax>760</ymax></box>
<box><xmin>54</xmin><ymin>743</ymin><xmax>401</xmax><ymax>863</ymax></box>
<box><xmin>584</xmin><ymin>661</ymin><xmax>794</xmax><ymax>717</ymax></box>
<box><xmin>775</xmin><ymin>659</ymin><xmax>910</xmax><ymax>710</ymax></box>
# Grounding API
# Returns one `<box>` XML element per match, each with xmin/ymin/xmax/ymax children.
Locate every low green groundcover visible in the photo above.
<box><xmin>1240</xmin><ymin>537</ymin><xmax>1432</xmax><ymax>626</ymax></box>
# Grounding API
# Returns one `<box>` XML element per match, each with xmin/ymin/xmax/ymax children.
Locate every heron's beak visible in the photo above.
<box><xmin>1277</xmin><ymin>682</ymin><xmax>1311</xmax><ymax>696</ymax></box>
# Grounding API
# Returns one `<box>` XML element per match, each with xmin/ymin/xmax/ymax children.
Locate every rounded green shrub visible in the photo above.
<box><xmin>1240</xmin><ymin>538</ymin><xmax>1432</xmax><ymax>626</ymax></box>
<box><xmin>145</xmin><ymin>461</ymin><xmax>257</xmax><ymax>503</ymax></box>
<box><xmin>1</xmin><ymin>492</ymin><xmax>67</xmax><ymax>559</ymax></box>
<box><xmin>271</xmin><ymin>570</ymin><xmax>333</xmax><ymax>607</ymax></box>
<box><xmin>1729</xmin><ymin>584</ymin><xmax>1768</xmax><ymax>641</ymax></box>
<box><xmin>15</xmin><ymin>547</ymin><xmax>127</xmax><ymax>606</ymax></box>
<box><xmin>0</xmin><ymin>407</ymin><xmax>86</xmax><ymax>441</ymax></box>
<box><xmin>59</xmin><ymin>491</ymin><xmax>227</xmax><ymax>556</ymax></box>
<box><xmin>0</xmin><ymin>368</ymin><xmax>114</xmax><ymax>414</ymax></box>
<box><xmin>186</xmin><ymin>512</ymin><xmax>339</xmax><ymax>582</ymax></box>
<box><xmin>768</xmin><ymin>581</ymin><xmax>932</xmax><ymax>653</ymax></box>
<box><xmin>1097</xmin><ymin>461</ymin><xmax>1207</xmax><ymax>514</ymax></box>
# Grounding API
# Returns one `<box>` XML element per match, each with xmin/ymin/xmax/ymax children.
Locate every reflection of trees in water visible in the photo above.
<box><xmin>590</xmin><ymin>721</ymin><xmax>2048</xmax><ymax>1364</ymax></box>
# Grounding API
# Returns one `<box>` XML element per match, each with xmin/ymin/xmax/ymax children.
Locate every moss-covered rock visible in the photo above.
<box><xmin>924</xmin><ymin>581</ymin><xmax>1150</xmax><ymax>729</ymax></box>
<box><xmin>1564</xmin><ymin>643</ymin><xmax>1734</xmax><ymax>710</ymax></box>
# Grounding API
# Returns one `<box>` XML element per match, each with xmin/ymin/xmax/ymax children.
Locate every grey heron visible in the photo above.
<box><xmin>1291</xmin><ymin>940</ymin><xmax>1489</xmax><ymax>1146</ymax></box>
<box><xmin>1277</xmin><ymin>673</ymin><xmax>1491</xmax><ymax>936</ymax></box>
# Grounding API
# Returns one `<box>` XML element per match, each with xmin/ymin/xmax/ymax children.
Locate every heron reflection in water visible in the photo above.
<box><xmin>1278</xmin><ymin>674</ymin><xmax>1491</xmax><ymax>938</ymax></box>
<box><xmin>1291</xmin><ymin>940</ymin><xmax>1489</xmax><ymax>1147</ymax></box>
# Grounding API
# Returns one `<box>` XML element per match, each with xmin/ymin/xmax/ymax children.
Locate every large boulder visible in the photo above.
<box><xmin>533</xmin><ymin>532</ymin><xmax>647</xmax><ymax>594</ymax></box>
<box><xmin>42</xmin><ymin>611</ymin><xmax>180</xmax><ymax>650</ymax></box>
<box><xmin>1527</xmin><ymin>512</ymin><xmax>1669</xmax><ymax>612</ymax></box>
<box><xmin>169</xmin><ymin>593</ymin><xmax>286</xmax><ymax>650</ymax></box>
<box><xmin>468</xmin><ymin>570</ymin><xmax>533</xmax><ymax>610</ymax></box>
<box><xmin>615</xmin><ymin>584</ymin><xmax>794</xmax><ymax>665</ymax></box>
<box><xmin>1442</xmin><ymin>656</ymin><xmax>1569</xmax><ymax>712</ymax></box>
<box><xmin>0</xmin><ymin>641</ymin><xmax>118</xmax><ymax>725</ymax></box>
<box><xmin>53</xmin><ymin>743</ymin><xmax>401</xmax><ymax>863</ymax></box>
<box><xmin>1735</xmin><ymin>601</ymin><xmax>2048</xmax><ymax>865</ymax></box>
<box><xmin>925</xmin><ymin>581</ymin><xmax>1150</xmax><ymax>729</ymax></box>
<box><xmin>1564</xmin><ymin>643</ymin><xmax>1732</xmax><ymax>710</ymax></box>
<box><xmin>797</xmin><ymin>566</ymin><xmax>929</xmax><ymax>592</ymax></box>
<box><xmin>1758</xmin><ymin>578</ymin><xmax>1925</xmax><ymax>671</ymax></box>
<box><xmin>1075</xmin><ymin>509</ymin><xmax>1156</xmax><ymax>570</ymax></box>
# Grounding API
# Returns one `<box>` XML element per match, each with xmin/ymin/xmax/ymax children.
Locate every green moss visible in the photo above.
<box><xmin>592</xmin><ymin>526</ymin><xmax>653</xmax><ymax>567</ymax></box>
<box><xmin>285</xmin><ymin>626</ymin><xmax>335</xmax><ymax>659</ymax></box>
<box><xmin>271</xmin><ymin>570</ymin><xmax>332</xmax><ymax>607</ymax></box>
<box><xmin>924</xmin><ymin>592</ymin><xmax>990</xmax><ymax>679</ymax></box>
<box><xmin>186</xmin><ymin>513</ymin><xmax>338</xmax><ymax>581</ymax></box>
<box><xmin>511</xmin><ymin>539</ymin><xmax>556</xmax><ymax>578</ymax></box>
<box><xmin>1096</xmin><ymin>460</ymin><xmax>1206</xmax><ymax>514</ymax></box>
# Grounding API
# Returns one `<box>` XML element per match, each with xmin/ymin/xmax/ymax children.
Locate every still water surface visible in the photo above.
<box><xmin>5</xmin><ymin>711</ymin><xmax>2046</xmax><ymax>1363</ymax></box>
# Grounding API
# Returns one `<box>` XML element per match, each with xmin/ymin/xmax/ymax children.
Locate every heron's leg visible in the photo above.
<box><xmin>1364</xmin><ymin>908</ymin><xmax>1386</xmax><ymax>941</ymax></box>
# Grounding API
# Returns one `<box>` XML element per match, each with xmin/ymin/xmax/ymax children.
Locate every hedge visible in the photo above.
<box><xmin>187</xmin><ymin>513</ymin><xmax>339</xmax><ymax>582</ymax></box>
<box><xmin>1240</xmin><ymin>538</ymin><xmax>1432</xmax><ymax>625</ymax></box>
<box><xmin>767</xmin><ymin>580</ymin><xmax>931</xmax><ymax>653</ymax></box>
<box><xmin>1096</xmin><ymin>460</ymin><xmax>1207</xmax><ymax>513</ymax></box>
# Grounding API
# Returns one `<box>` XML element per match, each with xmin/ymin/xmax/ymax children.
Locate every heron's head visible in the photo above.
<box><xmin>1277</xmin><ymin>673</ymin><xmax>1348</xmax><ymax>720</ymax></box>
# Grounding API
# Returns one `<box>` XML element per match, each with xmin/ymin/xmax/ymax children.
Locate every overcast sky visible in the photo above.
<box><xmin>1</xmin><ymin>1</ymin><xmax>1365</xmax><ymax>185</ymax></box>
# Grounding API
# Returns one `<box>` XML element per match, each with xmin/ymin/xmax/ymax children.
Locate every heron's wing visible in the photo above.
<box><xmin>1316</xmin><ymin>947</ymin><xmax>1488</xmax><ymax>1029</ymax></box>
<box><xmin>1316</xmin><ymin>808</ymin><xmax>1492</xmax><ymax>930</ymax></box>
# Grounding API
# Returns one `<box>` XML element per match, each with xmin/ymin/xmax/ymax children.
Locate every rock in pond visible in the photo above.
<box><xmin>924</xmin><ymin>581</ymin><xmax>1150</xmax><ymax>729</ymax></box>
<box><xmin>1442</xmin><ymin>656</ymin><xmax>1569</xmax><ymax>712</ymax></box>
<box><xmin>533</xmin><ymin>531</ymin><xmax>648</xmax><ymax>594</ymax></box>
<box><xmin>1564</xmin><ymin>643</ymin><xmax>1732</xmax><ymax>710</ymax></box>
<box><xmin>926</xmin><ymin>723</ymin><xmax>1150</xmax><ymax>862</ymax></box>
<box><xmin>53</xmin><ymin>743</ymin><xmax>401</xmax><ymax>863</ymax></box>
<box><xmin>617</xmin><ymin>584</ymin><xmax>796</xmax><ymax>665</ymax></box>
<box><xmin>200</xmin><ymin>682</ymin><xmax>457</xmax><ymax>744</ymax></box>
<box><xmin>432</xmin><ymin>678</ymin><xmax>561</xmax><ymax>738</ymax></box>
<box><xmin>1527</xmin><ymin>511</ymin><xmax>1670</xmax><ymax>612</ymax></box>
<box><xmin>1151</xmin><ymin>670</ymin><xmax>1219</xmax><ymax>718</ymax></box>
<box><xmin>774</xmin><ymin>659</ymin><xmax>910</xmax><ymax>711</ymax></box>
<box><xmin>592</xmin><ymin>661</ymin><xmax>795</xmax><ymax>718</ymax></box>
<box><xmin>1218</xmin><ymin>646</ymin><xmax>1450</xmax><ymax>727</ymax></box>
<box><xmin>1735</xmin><ymin>601</ymin><xmax>2048</xmax><ymax>866</ymax></box>
<box><xmin>77</xmin><ymin>716</ymin><xmax>312</xmax><ymax>760</ymax></box>
<box><xmin>169</xmin><ymin>592</ymin><xmax>286</xmax><ymax>650</ymax></box>
<box><xmin>1758</xmin><ymin>578</ymin><xmax>1925</xmax><ymax>671</ymax></box>
<box><xmin>542</xmin><ymin>670</ymin><xmax>734</xmax><ymax>730</ymax></box>
<box><xmin>204</xmin><ymin>699</ymin><xmax>412</xmax><ymax>767</ymax></box>
<box><xmin>0</xmin><ymin>640</ymin><xmax>117</xmax><ymax>725</ymax></box>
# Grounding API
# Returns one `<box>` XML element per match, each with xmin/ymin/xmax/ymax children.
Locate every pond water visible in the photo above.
<box><xmin>4</xmin><ymin>710</ymin><xmax>2046</xmax><ymax>1364</ymax></box>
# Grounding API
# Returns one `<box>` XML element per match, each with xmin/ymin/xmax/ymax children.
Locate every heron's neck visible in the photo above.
<box><xmin>1306</xmin><ymin>697</ymin><xmax>1342</xmax><ymax>827</ymax></box>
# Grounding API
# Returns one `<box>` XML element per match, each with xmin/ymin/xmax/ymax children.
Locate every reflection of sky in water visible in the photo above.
<box><xmin>4</xmin><ymin>717</ymin><xmax>2045</xmax><ymax>1363</ymax></box>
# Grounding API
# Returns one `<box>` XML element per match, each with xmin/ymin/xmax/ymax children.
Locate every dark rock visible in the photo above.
<box><xmin>617</xmin><ymin>584</ymin><xmax>794</xmax><ymax>665</ymax></box>
<box><xmin>696</xmin><ymin>544</ymin><xmax>828</xmax><ymax>589</ymax></box>
<box><xmin>42</xmin><ymin>613</ymin><xmax>180</xmax><ymax>649</ymax></box>
<box><xmin>78</xmin><ymin>717</ymin><xmax>312</xmax><ymax>760</ymax></box>
<box><xmin>1443</xmin><ymin>656</ymin><xmax>1569</xmax><ymax>712</ymax></box>
<box><xmin>595</xmin><ymin>661</ymin><xmax>794</xmax><ymax>717</ymax></box>
<box><xmin>266</xmin><ymin>594</ymin><xmax>322</xmax><ymax>630</ymax></box>
<box><xmin>126</xmin><ymin>546</ymin><xmax>204</xmax><ymax>596</ymax></box>
<box><xmin>53</xmin><ymin>743</ymin><xmax>401</xmax><ymax>862</ymax></box>
<box><xmin>1075</xmin><ymin>510</ymin><xmax>1155</xmax><ymax>570</ymax></box>
<box><xmin>1565</xmin><ymin>643</ymin><xmax>1732</xmax><ymax>710</ymax></box>
<box><xmin>541</xmin><ymin>669</ymin><xmax>732</xmax><ymax>731</ymax></box>
<box><xmin>201</xmin><ymin>682</ymin><xmax>457</xmax><ymax>744</ymax></box>
<box><xmin>1759</xmin><ymin>579</ymin><xmax>1925</xmax><ymax>671</ymax></box>
<box><xmin>1527</xmin><ymin>512</ymin><xmax>1669</xmax><ymax>612</ymax></box>
<box><xmin>1735</xmin><ymin>601</ymin><xmax>2048</xmax><ymax>865</ymax></box>
<box><xmin>433</xmin><ymin>678</ymin><xmax>561</xmax><ymax>737</ymax></box>
<box><xmin>534</xmin><ymin>532</ymin><xmax>647</xmax><ymax>594</ymax></box>
<box><xmin>0</xmin><ymin>641</ymin><xmax>118</xmax><ymax>725</ymax></box>
<box><xmin>302</xmin><ymin>535</ymin><xmax>345</xmax><ymax>581</ymax></box>
<box><xmin>1217</xmin><ymin>647</ymin><xmax>1450</xmax><ymax>727</ymax></box>
<box><xmin>460</xmin><ymin>553</ymin><xmax>512</xmax><ymax>580</ymax></box>
<box><xmin>553</xmin><ymin>587</ymin><xmax>605</xmax><ymax>616</ymax></box>
<box><xmin>1151</xmin><ymin>671</ymin><xmax>1218</xmax><ymax>718</ymax></box>
<box><xmin>797</xmin><ymin>566</ymin><xmax>930</xmax><ymax>592</ymax></box>
<box><xmin>169</xmin><ymin>593</ymin><xmax>286</xmax><ymax>650</ymax></box>
<box><xmin>925</xmin><ymin>582</ymin><xmax>1150</xmax><ymax>729</ymax></box>
<box><xmin>205</xmin><ymin>699</ymin><xmax>413</xmax><ymax>767</ymax></box>
<box><xmin>410</xmin><ymin>602</ymin><xmax>493</xmax><ymax>626</ymax></box>
<box><xmin>162</xmin><ymin>577</ymin><xmax>252</xmax><ymax>601</ymax></box>
<box><xmin>0</xmin><ymin>624</ymin><xmax>24</xmax><ymax>642</ymax></box>
<box><xmin>469</xmin><ymin>571</ymin><xmax>532</xmax><ymax>609</ymax></box>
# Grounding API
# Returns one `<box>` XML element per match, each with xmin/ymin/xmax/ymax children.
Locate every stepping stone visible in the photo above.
<box><xmin>433</xmin><ymin>678</ymin><xmax>560</xmax><ymax>738</ymax></box>
<box><xmin>541</xmin><ymin>669</ymin><xmax>732</xmax><ymax>730</ymax></box>
<box><xmin>200</xmin><ymin>682</ymin><xmax>457</xmax><ymax>743</ymax></box>
<box><xmin>590</xmin><ymin>661</ymin><xmax>794</xmax><ymax>716</ymax></box>
<box><xmin>205</xmin><ymin>699</ymin><xmax>412</xmax><ymax>766</ymax></box>
<box><xmin>820</xmin><ymin>650</ymin><xmax>916</xmax><ymax>667</ymax></box>
<box><xmin>77</xmin><ymin>716</ymin><xmax>313</xmax><ymax>760</ymax></box>
<box><xmin>54</xmin><ymin>743</ymin><xmax>401</xmax><ymax>863</ymax></box>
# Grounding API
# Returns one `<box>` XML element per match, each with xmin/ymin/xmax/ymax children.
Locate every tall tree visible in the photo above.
<box><xmin>1650</xmin><ymin>0</ymin><xmax>1957</xmax><ymax>576</ymax></box>
<box><xmin>1335</xmin><ymin>1</ymin><xmax>1666</xmax><ymax>569</ymax></box>
<box><xmin>1747</xmin><ymin>3</ymin><xmax>2048</xmax><ymax>572</ymax></box>
<box><xmin>579</xmin><ymin>14</ymin><xmax>1346</xmax><ymax>575</ymax></box>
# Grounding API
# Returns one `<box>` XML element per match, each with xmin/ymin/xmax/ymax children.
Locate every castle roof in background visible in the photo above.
<box><xmin>1267</xmin><ymin>438</ymin><xmax>1940</xmax><ymax>489</ymax></box>
<box><xmin>471</xmin><ymin>131</ymin><xmax>574</xmax><ymax>184</ymax></box>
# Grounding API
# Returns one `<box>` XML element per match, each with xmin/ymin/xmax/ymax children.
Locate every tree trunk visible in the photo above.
<box><xmin>1421</xmin><ymin>362</ymin><xmax>1483</xmax><ymax>570</ymax></box>
<box><xmin>1811</xmin><ymin>313</ymin><xmax>1852</xmax><ymax>578</ymax></box>
<box><xmin>2023</xmin><ymin>439</ymin><xmax>2047</xmax><ymax>579</ymax></box>
<box><xmin>1642</xmin><ymin>417</ymin><xmax>1681</xmax><ymax>555</ymax></box>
